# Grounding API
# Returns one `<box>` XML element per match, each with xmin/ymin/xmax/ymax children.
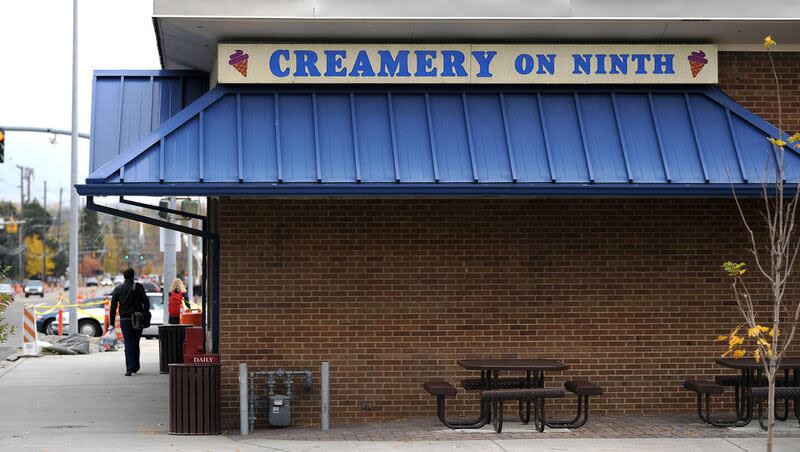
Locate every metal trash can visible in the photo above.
<box><xmin>169</xmin><ymin>363</ymin><xmax>222</xmax><ymax>435</ymax></box>
<box><xmin>158</xmin><ymin>325</ymin><xmax>190</xmax><ymax>374</ymax></box>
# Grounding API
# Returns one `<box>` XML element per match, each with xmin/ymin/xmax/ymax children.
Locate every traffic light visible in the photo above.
<box><xmin>0</xmin><ymin>128</ymin><xmax>5</xmax><ymax>163</ymax></box>
<box><xmin>6</xmin><ymin>217</ymin><xmax>17</xmax><ymax>234</ymax></box>
<box><xmin>124</xmin><ymin>254</ymin><xmax>129</xmax><ymax>261</ymax></box>
<box><xmin>139</xmin><ymin>254</ymin><xmax>145</xmax><ymax>261</ymax></box>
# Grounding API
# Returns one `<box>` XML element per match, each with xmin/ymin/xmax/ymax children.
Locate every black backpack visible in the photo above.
<box><xmin>129</xmin><ymin>283</ymin><xmax>152</xmax><ymax>330</ymax></box>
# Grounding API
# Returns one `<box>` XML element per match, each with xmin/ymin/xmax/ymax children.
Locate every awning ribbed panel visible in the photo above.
<box><xmin>80</xmin><ymin>83</ymin><xmax>800</xmax><ymax>196</ymax></box>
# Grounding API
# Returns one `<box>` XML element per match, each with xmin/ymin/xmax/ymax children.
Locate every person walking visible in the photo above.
<box><xmin>109</xmin><ymin>268</ymin><xmax>150</xmax><ymax>376</ymax></box>
<box><xmin>168</xmin><ymin>278</ymin><xmax>191</xmax><ymax>325</ymax></box>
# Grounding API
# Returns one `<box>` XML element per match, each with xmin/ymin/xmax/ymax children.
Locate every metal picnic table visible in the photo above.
<box><xmin>455</xmin><ymin>358</ymin><xmax>569</xmax><ymax>427</ymax></box>
<box><xmin>713</xmin><ymin>357</ymin><xmax>800</xmax><ymax>427</ymax></box>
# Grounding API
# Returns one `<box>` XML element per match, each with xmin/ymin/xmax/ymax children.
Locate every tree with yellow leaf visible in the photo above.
<box><xmin>720</xmin><ymin>35</ymin><xmax>800</xmax><ymax>452</ymax></box>
<box><xmin>103</xmin><ymin>231</ymin><xmax>120</xmax><ymax>275</ymax></box>
<box><xmin>24</xmin><ymin>235</ymin><xmax>55</xmax><ymax>278</ymax></box>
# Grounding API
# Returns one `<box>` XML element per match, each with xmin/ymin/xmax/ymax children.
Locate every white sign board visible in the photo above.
<box><xmin>218</xmin><ymin>43</ymin><xmax>718</xmax><ymax>84</ymax></box>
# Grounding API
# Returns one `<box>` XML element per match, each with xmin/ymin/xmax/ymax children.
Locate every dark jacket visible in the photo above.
<box><xmin>110</xmin><ymin>280</ymin><xmax>150</xmax><ymax>327</ymax></box>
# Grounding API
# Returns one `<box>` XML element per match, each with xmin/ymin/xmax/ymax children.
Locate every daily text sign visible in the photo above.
<box><xmin>218</xmin><ymin>44</ymin><xmax>717</xmax><ymax>84</ymax></box>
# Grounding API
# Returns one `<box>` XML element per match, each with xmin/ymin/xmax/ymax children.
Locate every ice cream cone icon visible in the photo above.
<box><xmin>229</xmin><ymin>49</ymin><xmax>249</xmax><ymax>77</ymax></box>
<box><xmin>687</xmin><ymin>51</ymin><xmax>708</xmax><ymax>78</ymax></box>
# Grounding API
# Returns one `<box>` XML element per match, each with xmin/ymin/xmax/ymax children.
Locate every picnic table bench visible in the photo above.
<box><xmin>423</xmin><ymin>358</ymin><xmax>603</xmax><ymax>433</ymax></box>
<box><xmin>683</xmin><ymin>357</ymin><xmax>800</xmax><ymax>428</ymax></box>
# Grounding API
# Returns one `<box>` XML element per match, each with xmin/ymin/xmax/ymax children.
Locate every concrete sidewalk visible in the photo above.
<box><xmin>0</xmin><ymin>344</ymin><xmax>797</xmax><ymax>451</ymax></box>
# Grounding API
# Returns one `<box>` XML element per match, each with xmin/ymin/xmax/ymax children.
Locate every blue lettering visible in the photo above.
<box><xmin>269</xmin><ymin>50</ymin><xmax>290</xmax><ymax>77</ymax></box>
<box><xmin>630</xmin><ymin>54</ymin><xmax>651</xmax><ymax>74</ymax></box>
<box><xmin>324</xmin><ymin>50</ymin><xmax>347</xmax><ymax>77</ymax></box>
<box><xmin>536</xmin><ymin>54</ymin><xmax>556</xmax><ymax>75</ymax></box>
<box><xmin>515</xmin><ymin>54</ymin><xmax>534</xmax><ymax>75</ymax></box>
<box><xmin>414</xmin><ymin>50</ymin><xmax>438</xmax><ymax>77</ymax></box>
<box><xmin>609</xmin><ymin>54</ymin><xmax>628</xmax><ymax>74</ymax></box>
<box><xmin>293</xmin><ymin>50</ymin><xmax>320</xmax><ymax>77</ymax></box>
<box><xmin>594</xmin><ymin>54</ymin><xmax>607</xmax><ymax>75</ymax></box>
<box><xmin>572</xmin><ymin>54</ymin><xmax>592</xmax><ymax>74</ymax></box>
<box><xmin>349</xmin><ymin>50</ymin><xmax>376</xmax><ymax>77</ymax></box>
<box><xmin>377</xmin><ymin>50</ymin><xmax>411</xmax><ymax>77</ymax></box>
<box><xmin>471</xmin><ymin>51</ymin><xmax>497</xmax><ymax>78</ymax></box>
<box><xmin>652</xmin><ymin>54</ymin><xmax>675</xmax><ymax>74</ymax></box>
<box><xmin>441</xmin><ymin>50</ymin><xmax>467</xmax><ymax>77</ymax></box>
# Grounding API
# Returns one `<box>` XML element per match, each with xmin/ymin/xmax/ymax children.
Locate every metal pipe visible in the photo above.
<box><xmin>42</xmin><ymin>181</ymin><xmax>46</xmax><ymax>281</ymax></box>
<box><xmin>0</xmin><ymin>126</ymin><xmax>89</xmax><ymax>139</ymax></box>
<box><xmin>247</xmin><ymin>369</ymin><xmax>313</xmax><ymax>430</ymax></box>
<box><xmin>321</xmin><ymin>361</ymin><xmax>329</xmax><ymax>431</ymax></box>
<box><xmin>239</xmin><ymin>363</ymin><xmax>249</xmax><ymax>436</ymax></box>
<box><xmin>211</xmin><ymin>233</ymin><xmax>220</xmax><ymax>353</ymax></box>
<box><xmin>187</xmin><ymin>222</ymin><xmax>193</xmax><ymax>301</ymax></box>
<box><xmin>68</xmin><ymin>0</ymin><xmax>79</xmax><ymax>336</ymax></box>
<box><xmin>248</xmin><ymin>372</ymin><xmax>256</xmax><ymax>434</ymax></box>
<box><xmin>119</xmin><ymin>196</ymin><xmax>206</xmax><ymax>221</ymax></box>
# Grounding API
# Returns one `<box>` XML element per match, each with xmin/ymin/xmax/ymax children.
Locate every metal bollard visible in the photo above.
<box><xmin>239</xmin><ymin>363</ymin><xmax>248</xmax><ymax>435</ymax></box>
<box><xmin>321</xmin><ymin>361</ymin><xmax>329</xmax><ymax>431</ymax></box>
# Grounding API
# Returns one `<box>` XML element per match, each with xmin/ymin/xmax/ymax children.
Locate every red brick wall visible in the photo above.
<box><xmin>719</xmin><ymin>51</ymin><xmax>800</xmax><ymax>132</ymax></box>
<box><xmin>217</xmin><ymin>51</ymin><xmax>800</xmax><ymax>429</ymax></box>
<box><xmin>218</xmin><ymin>198</ymin><xmax>796</xmax><ymax>428</ymax></box>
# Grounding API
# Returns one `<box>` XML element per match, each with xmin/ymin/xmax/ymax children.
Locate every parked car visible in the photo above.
<box><xmin>35</xmin><ymin>293</ymin><xmax>167</xmax><ymax>337</ymax></box>
<box><xmin>113</xmin><ymin>274</ymin><xmax>124</xmax><ymax>285</ymax></box>
<box><xmin>138</xmin><ymin>280</ymin><xmax>161</xmax><ymax>293</ymax></box>
<box><xmin>24</xmin><ymin>280</ymin><xmax>44</xmax><ymax>298</ymax></box>
<box><xmin>0</xmin><ymin>283</ymin><xmax>14</xmax><ymax>302</ymax></box>
<box><xmin>85</xmin><ymin>277</ymin><xmax>99</xmax><ymax>287</ymax></box>
<box><xmin>100</xmin><ymin>277</ymin><xmax>113</xmax><ymax>287</ymax></box>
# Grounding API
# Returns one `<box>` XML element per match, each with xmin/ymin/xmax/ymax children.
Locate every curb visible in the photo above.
<box><xmin>0</xmin><ymin>351</ymin><xmax>26</xmax><ymax>380</ymax></box>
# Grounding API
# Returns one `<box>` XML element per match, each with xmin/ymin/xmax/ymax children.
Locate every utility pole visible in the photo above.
<box><xmin>42</xmin><ymin>181</ymin><xmax>47</xmax><ymax>281</ymax></box>
<box><xmin>56</xmin><ymin>188</ymin><xmax>63</xmax><ymax>246</ymax></box>
<box><xmin>25</xmin><ymin>168</ymin><xmax>33</xmax><ymax>203</ymax></box>
<box><xmin>16</xmin><ymin>165</ymin><xmax>24</xmax><ymax>279</ymax></box>
<box><xmin>68</xmin><ymin>0</ymin><xmax>79</xmax><ymax>336</ymax></box>
<box><xmin>163</xmin><ymin>197</ymin><xmax>177</xmax><ymax>324</ymax></box>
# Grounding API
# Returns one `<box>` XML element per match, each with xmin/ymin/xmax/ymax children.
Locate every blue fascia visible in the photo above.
<box><xmin>76</xmin><ymin>182</ymin><xmax>791</xmax><ymax>198</ymax></box>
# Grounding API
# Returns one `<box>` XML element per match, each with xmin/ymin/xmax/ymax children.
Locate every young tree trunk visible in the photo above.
<box><xmin>767</xmin><ymin>369</ymin><xmax>775</xmax><ymax>452</ymax></box>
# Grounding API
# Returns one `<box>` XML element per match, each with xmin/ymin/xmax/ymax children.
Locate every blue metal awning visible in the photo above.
<box><xmin>78</xmin><ymin>78</ymin><xmax>800</xmax><ymax>197</ymax></box>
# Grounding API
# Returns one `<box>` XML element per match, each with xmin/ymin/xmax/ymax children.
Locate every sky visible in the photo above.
<box><xmin>0</xmin><ymin>1</ymin><xmax>159</xmax><ymax>207</ymax></box>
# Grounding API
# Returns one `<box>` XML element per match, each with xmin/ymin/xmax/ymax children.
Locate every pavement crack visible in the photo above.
<box><xmin>491</xmin><ymin>438</ymin><xmax>509</xmax><ymax>452</ymax></box>
<box><xmin>723</xmin><ymin>438</ymin><xmax>749</xmax><ymax>452</ymax></box>
<box><xmin>229</xmin><ymin>437</ymin><xmax>291</xmax><ymax>452</ymax></box>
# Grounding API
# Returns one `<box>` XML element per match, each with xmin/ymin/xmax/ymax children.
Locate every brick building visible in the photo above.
<box><xmin>78</xmin><ymin>1</ymin><xmax>800</xmax><ymax>430</ymax></box>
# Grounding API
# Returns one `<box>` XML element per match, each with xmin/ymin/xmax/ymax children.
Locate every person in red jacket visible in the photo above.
<box><xmin>168</xmin><ymin>278</ymin><xmax>191</xmax><ymax>325</ymax></box>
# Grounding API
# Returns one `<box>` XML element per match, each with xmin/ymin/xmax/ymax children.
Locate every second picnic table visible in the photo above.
<box><xmin>713</xmin><ymin>357</ymin><xmax>800</xmax><ymax>427</ymax></box>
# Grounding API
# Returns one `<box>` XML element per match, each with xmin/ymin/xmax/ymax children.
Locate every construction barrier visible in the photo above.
<box><xmin>115</xmin><ymin>313</ymin><xmax>124</xmax><ymax>345</ymax></box>
<box><xmin>104</xmin><ymin>301</ymin><xmax>110</xmax><ymax>334</ymax></box>
<box><xmin>22</xmin><ymin>306</ymin><xmax>39</xmax><ymax>356</ymax></box>
<box><xmin>58</xmin><ymin>308</ymin><xmax>63</xmax><ymax>336</ymax></box>
<box><xmin>30</xmin><ymin>296</ymin><xmax>110</xmax><ymax>337</ymax></box>
<box><xmin>32</xmin><ymin>298</ymin><xmax>108</xmax><ymax>316</ymax></box>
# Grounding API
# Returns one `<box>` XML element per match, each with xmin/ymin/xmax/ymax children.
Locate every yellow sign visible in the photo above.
<box><xmin>218</xmin><ymin>43</ymin><xmax>718</xmax><ymax>85</ymax></box>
